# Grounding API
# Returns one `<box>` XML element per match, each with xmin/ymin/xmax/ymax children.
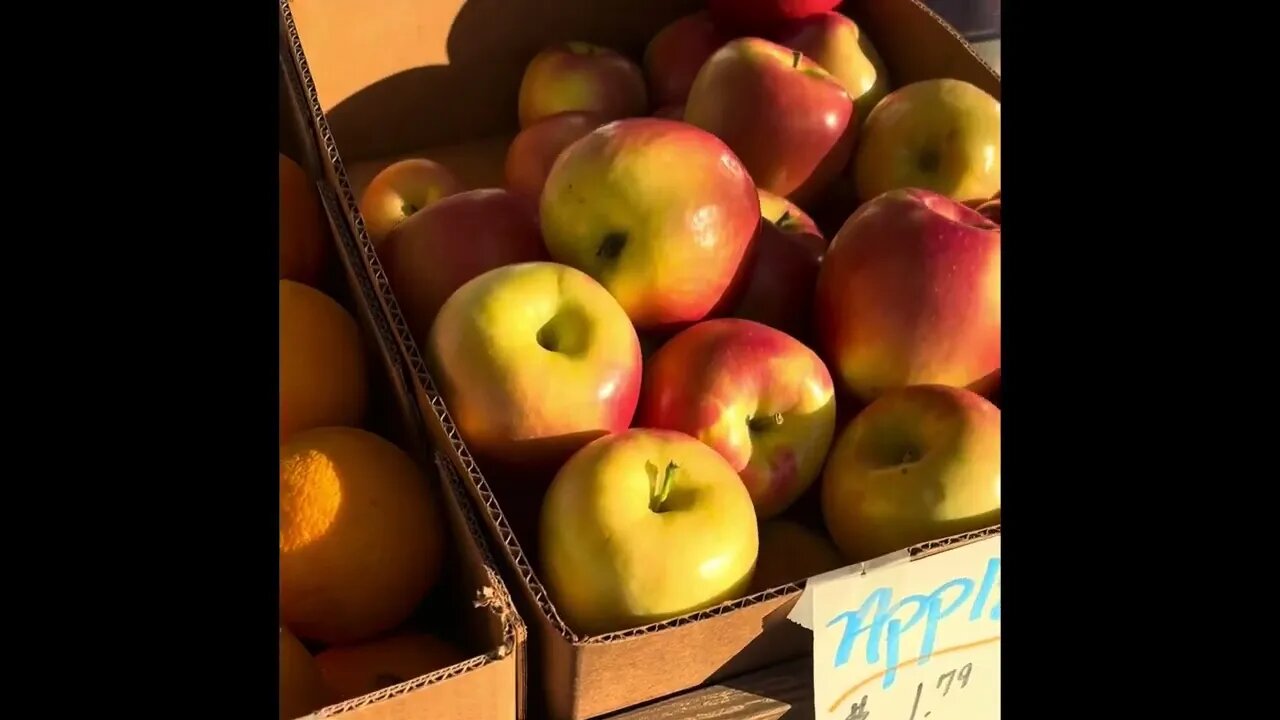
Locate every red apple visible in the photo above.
<box><xmin>822</xmin><ymin>384</ymin><xmax>1000</xmax><ymax>561</ymax></box>
<box><xmin>815</xmin><ymin>188</ymin><xmax>1001</xmax><ymax>402</ymax></box>
<box><xmin>643</xmin><ymin>12</ymin><xmax>728</xmax><ymax>108</ymax></box>
<box><xmin>730</xmin><ymin>214</ymin><xmax>825</xmax><ymax>340</ymax></box>
<box><xmin>358</xmin><ymin>158</ymin><xmax>464</xmax><ymax>247</ymax></box>
<box><xmin>541</xmin><ymin>118</ymin><xmax>760</xmax><ymax>330</ymax></box>
<box><xmin>504</xmin><ymin>111</ymin><xmax>604</xmax><ymax>203</ymax></box>
<box><xmin>775</xmin><ymin>12</ymin><xmax>890</xmax><ymax>127</ymax></box>
<box><xmin>708</xmin><ymin>0</ymin><xmax>841</xmax><ymax>36</ymax></box>
<box><xmin>518</xmin><ymin>43</ymin><xmax>647</xmax><ymax>129</ymax></box>
<box><xmin>639</xmin><ymin>318</ymin><xmax>837</xmax><ymax>519</ymax></box>
<box><xmin>429</xmin><ymin>261</ymin><xmax>642</xmax><ymax>471</ymax></box>
<box><xmin>685</xmin><ymin>38</ymin><xmax>855</xmax><ymax>205</ymax></box>
<box><xmin>381</xmin><ymin>188</ymin><xmax>548</xmax><ymax>340</ymax></box>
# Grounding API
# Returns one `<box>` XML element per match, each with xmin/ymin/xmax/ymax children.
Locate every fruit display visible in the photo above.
<box><xmin>292</xmin><ymin>4</ymin><xmax>1001</xmax><ymax>703</ymax></box>
<box><xmin>277</xmin><ymin>152</ymin><xmax>489</xmax><ymax>717</ymax></box>
<box><xmin>326</xmin><ymin>1</ymin><xmax>1002</xmax><ymax>644</ymax></box>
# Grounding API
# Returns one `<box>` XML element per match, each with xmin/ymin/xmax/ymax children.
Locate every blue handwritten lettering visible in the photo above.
<box><xmin>825</xmin><ymin>555</ymin><xmax>1000</xmax><ymax>690</ymax></box>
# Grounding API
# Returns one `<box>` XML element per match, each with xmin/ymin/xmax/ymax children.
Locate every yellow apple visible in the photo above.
<box><xmin>358</xmin><ymin>158</ymin><xmax>463</xmax><ymax>247</ymax></box>
<box><xmin>822</xmin><ymin>385</ymin><xmax>1000</xmax><ymax>562</ymax></box>
<box><xmin>853</xmin><ymin>79</ymin><xmax>1000</xmax><ymax>204</ymax></box>
<box><xmin>540</xmin><ymin>428</ymin><xmax>759</xmax><ymax>634</ymax></box>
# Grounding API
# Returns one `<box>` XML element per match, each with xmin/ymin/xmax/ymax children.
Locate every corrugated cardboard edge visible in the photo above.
<box><xmin>281</xmin><ymin>0</ymin><xmax>998</xmax><ymax>714</ymax></box>
<box><xmin>279</xmin><ymin>9</ymin><xmax>527</xmax><ymax>720</ymax></box>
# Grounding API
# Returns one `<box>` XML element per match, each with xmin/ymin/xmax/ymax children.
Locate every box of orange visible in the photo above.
<box><xmin>278</xmin><ymin>36</ymin><xmax>526</xmax><ymax>720</ymax></box>
<box><xmin>280</xmin><ymin>0</ymin><xmax>1000</xmax><ymax>717</ymax></box>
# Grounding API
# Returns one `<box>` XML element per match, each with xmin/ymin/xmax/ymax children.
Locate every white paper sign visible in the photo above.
<box><xmin>794</xmin><ymin>535</ymin><xmax>1000</xmax><ymax>720</ymax></box>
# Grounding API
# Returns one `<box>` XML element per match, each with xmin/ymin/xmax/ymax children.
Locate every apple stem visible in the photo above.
<box><xmin>401</xmin><ymin>201</ymin><xmax>419</xmax><ymax>217</ymax></box>
<box><xmin>650</xmin><ymin>461</ymin><xmax>679</xmax><ymax>513</ymax></box>
<box><xmin>791</xmin><ymin>50</ymin><xmax>802</xmax><ymax>69</ymax></box>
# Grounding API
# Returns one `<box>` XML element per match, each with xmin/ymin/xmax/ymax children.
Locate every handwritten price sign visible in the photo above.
<box><xmin>806</xmin><ymin>534</ymin><xmax>1000</xmax><ymax>720</ymax></box>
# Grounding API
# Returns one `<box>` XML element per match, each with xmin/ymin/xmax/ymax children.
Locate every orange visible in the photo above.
<box><xmin>280</xmin><ymin>626</ymin><xmax>331</xmax><ymax>720</ymax></box>
<box><xmin>315</xmin><ymin>633</ymin><xmax>468</xmax><ymax>703</ymax></box>
<box><xmin>280</xmin><ymin>427</ymin><xmax>446</xmax><ymax>645</ymax></box>
<box><xmin>749</xmin><ymin>519</ymin><xmax>845</xmax><ymax>593</ymax></box>
<box><xmin>280</xmin><ymin>280</ymin><xmax>368</xmax><ymax>441</ymax></box>
<box><xmin>280</xmin><ymin>153</ymin><xmax>330</xmax><ymax>287</ymax></box>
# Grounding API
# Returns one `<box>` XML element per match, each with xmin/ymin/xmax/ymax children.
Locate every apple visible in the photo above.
<box><xmin>541</xmin><ymin>118</ymin><xmax>759</xmax><ymax>329</ymax></box>
<box><xmin>639</xmin><ymin>318</ymin><xmax>837</xmax><ymax>519</ymax></box>
<box><xmin>974</xmin><ymin>190</ymin><xmax>1001</xmax><ymax>224</ymax></box>
<box><xmin>757</xmin><ymin>188</ymin><xmax>823</xmax><ymax>239</ymax></box>
<box><xmin>854</xmin><ymin>79</ymin><xmax>1001</xmax><ymax>204</ymax></box>
<box><xmin>428</xmin><ymin>261</ymin><xmax>642</xmax><ymax>471</ymax></box>
<box><xmin>729</xmin><ymin>218</ymin><xmax>824</xmax><ymax>340</ymax></box>
<box><xmin>540</xmin><ymin>428</ymin><xmax>759</xmax><ymax>634</ymax></box>
<box><xmin>504</xmin><ymin>111</ymin><xmax>604</xmax><ymax>203</ymax></box>
<box><xmin>685</xmin><ymin>38</ymin><xmax>855</xmax><ymax>205</ymax></box>
<box><xmin>652</xmin><ymin>104</ymin><xmax>685</xmax><ymax>120</ymax></box>
<box><xmin>358</xmin><ymin>158</ymin><xmax>464</xmax><ymax>247</ymax></box>
<box><xmin>821</xmin><ymin>384</ymin><xmax>1000</xmax><ymax>561</ymax></box>
<box><xmin>518</xmin><ymin>43</ymin><xmax>648</xmax><ymax>129</ymax></box>
<box><xmin>749</xmin><ymin>519</ymin><xmax>845</xmax><ymax>593</ymax></box>
<box><xmin>643</xmin><ymin>12</ymin><xmax>727</xmax><ymax>108</ymax></box>
<box><xmin>775</xmin><ymin>12</ymin><xmax>890</xmax><ymax>127</ymax></box>
<box><xmin>708</xmin><ymin>0</ymin><xmax>841</xmax><ymax>36</ymax></box>
<box><xmin>381</xmin><ymin>188</ymin><xmax>547</xmax><ymax>339</ymax></box>
<box><xmin>816</xmin><ymin>188</ymin><xmax>999</xmax><ymax>401</ymax></box>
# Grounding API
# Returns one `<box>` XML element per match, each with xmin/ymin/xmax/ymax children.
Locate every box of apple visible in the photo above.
<box><xmin>359</xmin><ymin>0</ymin><xmax>1000</xmax><ymax>641</ymax></box>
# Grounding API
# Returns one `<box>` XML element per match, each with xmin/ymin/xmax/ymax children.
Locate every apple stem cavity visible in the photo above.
<box><xmin>791</xmin><ymin>50</ymin><xmax>802</xmax><ymax>69</ymax></box>
<box><xmin>401</xmin><ymin>201</ymin><xmax>419</xmax><ymax>218</ymax></box>
<box><xmin>597</xmin><ymin>232</ymin><xmax>627</xmax><ymax>261</ymax></box>
<box><xmin>649</xmin><ymin>460</ymin><xmax>679</xmax><ymax>513</ymax></box>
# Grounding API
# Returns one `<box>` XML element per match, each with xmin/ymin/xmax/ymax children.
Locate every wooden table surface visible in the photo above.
<box><xmin>605</xmin><ymin>658</ymin><xmax>813</xmax><ymax>720</ymax></box>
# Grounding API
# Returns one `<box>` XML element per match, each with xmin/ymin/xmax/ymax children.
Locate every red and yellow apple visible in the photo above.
<box><xmin>821</xmin><ymin>384</ymin><xmax>1000</xmax><ymax>561</ymax></box>
<box><xmin>639</xmin><ymin>318</ymin><xmax>837</xmax><ymax>519</ymax></box>
<box><xmin>854</xmin><ymin>79</ymin><xmax>1001</xmax><ymax>204</ymax></box>
<box><xmin>708</xmin><ymin>0</ymin><xmax>841</xmax><ymax>35</ymax></box>
<box><xmin>757</xmin><ymin>188</ymin><xmax>823</xmax><ymax>238</ymax></box>
<box><xmin>518</xmin><ymin>43</ymin><xmax>648</xmax><ymax>129</ymax></box>
<box><xmin>381</xmin><ymin>188</ymin><xmax>547</xmax><ymax>340</ymax></box>
<box><xmin>540</xmin><ymin>118</ymin><xmax>760</xmax><ymax>329</ymax></box>
<box><xmin>815</xmin><ymin>188</ymin><xmax>1000</xmax><ymax>401</ymax></box>
<box><xmin>775</xmin><ymin>12</ymin><xmax>890</xmax><ymax>127</ymax></box>
<box><xmin>643</xmin><ymin>11</ymin><xmax>727</xmax><ymax>108</ymax></box>
<box><xmin>540</xmin><ymin>428</ymin><xmax>759</xmax><ymax>634</ymax></box>
<box><xmin>749</xmin><ymin>519</ymin><xmax>845</xmax><ymax>592</ymax></box>
<box><xmin>358</xmin><ymin>158</ymin><xmax>464</xmax><ymax>247</ymax></box>
<box><xmin>685</xmin><ymin>38</ymin><xmax>855</xmax><ymax>205</ymax></box>
<box><xmin>504</xmin><ymin>111</ymin><xmax>604</xmax><ymax>202</ymax></box>
<box><xmin>428</xmin><ymin>261</ymin><xmax>642</xmax><ymax>470</ymax></box>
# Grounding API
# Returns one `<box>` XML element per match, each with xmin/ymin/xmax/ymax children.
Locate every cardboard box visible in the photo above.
<box><xmin>279</xmin><ymin>31</ymin><xmax>527</xmax><ymax>720</ymax></box>
<box><xmin>280</xmin><ymin>0</ymin><xmax>999</xmax><ymax>716</ymax></box>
